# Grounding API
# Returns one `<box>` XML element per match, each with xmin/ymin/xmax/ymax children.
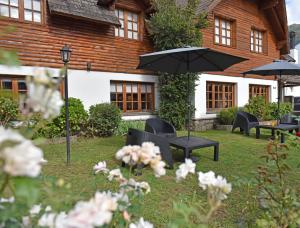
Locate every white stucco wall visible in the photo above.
<box><xmin>194</xmin><ymin>73</ymin><xmax>278</xmax><ymax>119</ymax></box>
<box><xmin>0</xmin><ymin>65</ymin><xmax>159</xmax><ymax>120</ymax></box>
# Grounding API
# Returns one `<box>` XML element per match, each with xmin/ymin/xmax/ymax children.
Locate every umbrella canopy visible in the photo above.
<box><xmin>137</xmin><ymin>47</ymin><xmax>247</xmax><ymax>140</ymax></box>
<box><xmin>137</xmin><ymin>47</ymin><xmax>247</xmax><ymax>74</ymax></box>
<box><xmin>243</xmin><ymin>60</ymin><xmax>300</xmax><ymax>76</ymax></box>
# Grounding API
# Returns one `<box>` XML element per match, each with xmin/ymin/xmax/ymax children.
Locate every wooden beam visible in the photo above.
<box><xmin>259</xmin><ymin>0</ymin><xmax>279</xmax><ymax>10</ymax></box>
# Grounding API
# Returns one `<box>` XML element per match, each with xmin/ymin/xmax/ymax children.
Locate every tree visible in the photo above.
<box><xmin>147</xmin><ymin>0</ymin><xmax>207</xmax><ymax>129</ymax></box>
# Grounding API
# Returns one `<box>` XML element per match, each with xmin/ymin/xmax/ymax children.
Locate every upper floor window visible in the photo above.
<box><xmin>0</xmin><ymin>0</ymin><xmax>41</xmax><ymax>23</ymax></box>
<box><xmin>0</xmin><ymin>0</ymin><xmax>19</xmax><ymax>19</ymax></box>
<box><xmin>214</xmin><ymin>17</ymin><xmax>233</xmax><ymax>47</ymax></box>
<box><xmin>115</xmin><ymin>9</ymin><xmax>139</xmax><ymax>40</ymax></box>
<box><xmin>24</xmin><ymin>0</ymin><xmax>41</xmax><ymax>23</ymax></box>
<box><xmin>251</xmin><ymin>29</ymin><xmax>266</xmax><ymax>54</ymax></box>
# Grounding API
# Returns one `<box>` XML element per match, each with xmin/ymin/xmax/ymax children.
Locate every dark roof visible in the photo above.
<box><xmin>47</xmin><ymin>0</ymin><xmax>120</xmax><ymax>26</ymax></box>
<box><xmin>282</xmin><ymin>54</ymin><xmax>296</xmax><ymax>62</ymax></box>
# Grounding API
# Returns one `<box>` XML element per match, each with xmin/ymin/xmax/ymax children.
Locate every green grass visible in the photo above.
<box><xmin>39</xmin><ymin>130</ymin><xmax>300</xmax><ymax>227</ymax></box>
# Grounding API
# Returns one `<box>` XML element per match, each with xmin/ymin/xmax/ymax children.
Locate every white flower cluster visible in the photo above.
<box><xmin>175</xmin><ymin>159</ymin><xmax>196</xmax><ymax>182</ymax></box>
<box><xmin>26</xmin><ymin>69</ymin><xmax>64</xmax><ymax>119</ymax></box>
<box><xmin>116</xmin><ymin>142</ymin><xmax>166</xmax><ymax>177</ymax></box>
<box><xmin>38</xmin><ymin>191</ymin><xmax>119</xmax><ymax>228</ymax></box>
<box><xmin>0</xmin><ymin>127</ymin><xmax>46</xmax><ymax>177</ymax></box>
<box><xmin>198</xmin><ymin>171</ymin><xmax>232</xmax><ymax>201</ymax></box>
<box><xmin>94</xmin><ymin>162</ymin><xmax>151</xmax><ymax>195</ymax></box>
<box><xmin>129</xmin><ymin>217</ymin><xmax>154</xmax><ymax>228</ymax></box>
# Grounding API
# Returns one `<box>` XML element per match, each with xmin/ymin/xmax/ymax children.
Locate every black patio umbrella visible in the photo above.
<box><xmin>137</xmin><ymin>47</ymin><xmax>247</xmax><ymax>139</ymax></box>
<box><xmin>244</xmin><ymin>60</ymin><xmax>300</xmax><ymax>121</ymax></box>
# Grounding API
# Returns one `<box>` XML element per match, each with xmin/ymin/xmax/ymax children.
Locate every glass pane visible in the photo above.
<box><xmin>120</xmin><ymin>20</ymin><xmax>124</xmax><ymax>28</ymax></box>
<box><xmin>118</xmin><ymin>102</ymin><xmax>123</xmax><ymax>110</ymax></box>
<box><xmin>24</xmin><ymin>10</ymin><xmax>32</xmax><ymax>21</ymax></box>
<box><xmin>128</xmin><ymin>31</ymin><xmax>133</xmax><ymax>39</ymax></box>
<box><xmin>110</xmin><ymin>93</ymin><xmax>116</xmax><ymax>102</ymax></box>
<box><xmin>133</xmin><ymin>93</ymin><xmax>138</xmax><ymax>101</ymax></box>
<box><xmin>119</xmin><ymin>10</ymin><xmax>123</xmax><ymax>18</ymax></box>
<box><xmin>215</xmin><ymin>35</ymin><xmax>219</xmax><ymax>43</ymax></box>
<box><xmin>18</xmin><ymin>80</ymin><xmax>27</xmax><ymax>90</ymax></box>
<box><xmin>115</xmin><ymin>10</ymin><xmax>118</xmax><ymax>17</ymax></box>
<box><xmin>2</xmin><ymin>80</ymin><xmax>12</xmax><ymax>90</ymax></box>
<box><xmin>24</xmin><ymin>0</ymin><xmax>32</xmax><ymax>9</ymax></box>
<box><xmin>110</xmin><ymin>83</ymin><xmax>116</xmax><ymax>92</ymax></box>
<box><xmin>226</xmin><ymin>22</ymin><xmax>230</xmax><ymax>29</ymax></box>
<box><xmin>222</xmin><ymin>37</ymin><xmax>226</xmax><ymax>45</ymax></box>
<box><xmin>128</xmin><ymin>13</ymin><xmax>132</xmax><ymax>21</ymax></box>
<box><xmin>215</xmin><ymin>18</ymin><xmax>219</xmax><ymax>26</ymax></box>
<box><xmin>133</xmin><ymin>32</ymin><xmax>138</xmax><ymax>40</ymax></box>
<box><xmin>10</xmin><ymin>0</ymin><xmax>18</xmax><ymax>6</ymax></box>
<box><xmin>141</xmin><ymin>93</ymin><xmax>146</xmax><ymax>101</ymax></box>
<box><xmin>33</xmin><ymin>0</ymin><xmax>40</xmax><ymax>11</ymax></box>
<box><xmin>127</xmin><ymin>103</ymin><xmax>132</xmax><ymax>110</ymax></box>
<box><xmin>10</xmin><ymin>7</ymin><xmax>18</xmax><ymax>18</ymax></box>
<box><xmin>221</xmin><ymin>20</ymin><xmax>226</xmax><ymax>28</ymax></box>
<box><xmin>133</xmin><ymin>23</ymin><xmax>138</xmax><ymax>31</ymax></box>
<box><xmin>119</xmin><ymin>29</ymin><xmax>124</xmax><ymax>37</ymax></box>
<box><xmin>133</xmin><ymin>13</ymin><xmax>138</xmax><ymax>22</ymax></box>
<box><xmin>141</xmin><ymin>84</ymin><xmax>146</xmax><ymax>93</ymax></box>
<box><xmin>133</xmin><ymin>102</ymin><xmax>138</xmax><ymax>110</ymax></box>
<box><xmin>227</xmin><ymin>38</ymin><xmax>231</xmax><ymax>45</ymax></box>
<box><xmin>142</xmin><ymin>102</ymin><xmax>146</xmax><ymax>110</ymax></box>
<box><xmin>222</xmin><ymin>29</ymin><xmax>226</xmax><ymax>36</ymax></box>
<box><xmin>34</xmin><ymin>12</ymin><xmax>41</xmax><ymax>22</ymax></box>
<box><xmin>128</xmin><ymin>22</ymin><xmax>132</xmax><ymax>30</ymax></box>
<box><xmin>114</xmin><ymin>27</ymin><xmax>118</xmax><ymax>36</ymax></box>
<box><xmin>147</xmin><ymin>85</ymin><xmax>152</xmax><ymax>91</ymax></box>
<box><xmin>0</xmin><ymin>5</ymin><xmax>9</xmax><ymax>17</ymax></box>
<box><xmin>117</xmin><ymin>94</ymin><xmax>123</xmax><ymax>101</ymax></box>
<box><xmin>215</xmin><ymin>27</ymin><xmax>219</xmax><ymax>35</ymax></box>
<box><xmin>0</xmin><ymin>0</ymin><xmax>8</xmax><ymax>4</ymax></box>
<box><xmin>132</xmin><ymin>84</ymin><xmax>138</xmax><ymax>93</ymax></box>
<box><xmin>126</xmin><ymin>84</ymin><xmax>131</xmax><ymax>93</ymax></box>
<box><xmin>116</xmin><ymin>84</ymin><xmax>122</xmax><ymax>92</ymax></box>
<box><xmin>226</xmin><ymin>30</ymin><xmax>230</xmax><ymax>37</ymax></box>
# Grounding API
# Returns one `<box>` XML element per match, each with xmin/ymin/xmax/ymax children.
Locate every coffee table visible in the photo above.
<box><xmin>255</xmin><ymin>124</ymin><xmax>300</xmax><ymax>143</ymax></box>
<box><xmin>168</xmin><ymin>136</ymin><xmax>219</xmax><ymax>162</ymax></box>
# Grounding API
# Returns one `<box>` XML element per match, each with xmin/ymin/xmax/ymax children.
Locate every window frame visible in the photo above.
<box><xmin>206</xmin><ymin>81</ymin><xmax>236</xmax><ymax>113</ymax></box>
<box><xmin>250</xmin><ymin>28</ymin><xmax>267</xmax><ymax>54</ymax></box>
<box><xmin>0</xmin><ymin>76</ymin><xmax>27</xmax><ymax>98</ymax></box>
<box><xmin>0</xmin><ymin>0</ymin><xmax>44</xmax><ymax>24</ymax></box>
<box><xmin>110</xmin><ymin>81</ymin><xmax>155</xmax><ymax>113</ymax></box>
<box><xmin>214</xmin><ymin>16</ymin><xmax>235</xmax><ymax>48</ymax></box>
<box><xmin>249</xmin><ymin>84</ymin><xmax>270</xmax><ymax>102</ymax></box>
<box><xmin>115</xmin><ymin>8</ymin><xmax>140</xmax><ymax>41</ymax></box>
<box><xmin>0</xmin><ymin>0</ymin><xmax>19</xmax><ymax>20</ymax></box>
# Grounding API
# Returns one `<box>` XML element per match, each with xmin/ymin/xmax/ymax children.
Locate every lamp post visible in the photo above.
<box><xmin>60</xmin><ymin>44</ymin><xmax>72</xmax><ymax>165</ymax></box>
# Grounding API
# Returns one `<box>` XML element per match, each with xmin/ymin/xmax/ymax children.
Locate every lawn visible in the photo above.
<box><xmin>39</xmin><ymin>130</ymin><xmax>300</xmax><ymax>227</ymax></box>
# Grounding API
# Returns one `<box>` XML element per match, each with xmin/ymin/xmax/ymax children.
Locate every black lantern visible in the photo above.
<box><xmin>60</xmin><ymin>44</ymin><xmax>72</xmax><ymax>165</ymax></box>
<box><xmin>60</xmin><ymin>44</ymin><xmax>72</xmax><ymax>63</ymax></box>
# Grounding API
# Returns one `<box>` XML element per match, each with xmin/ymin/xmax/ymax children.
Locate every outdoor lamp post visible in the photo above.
<box><xmin>60</xmin><ymin>44</ymin><xmax>72</xmax><ymax>165</ymax></box>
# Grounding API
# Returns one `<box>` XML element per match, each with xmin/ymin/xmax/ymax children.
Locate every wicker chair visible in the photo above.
<box><xmin>145</xmin><ymin>118</ymin><xmax>177</xmax><ymax>138</ymax></box>
<box><xmin>126</xmin><ymin>128</ymin><xmax>174</xmax><ymax>169</ymax></box>
<box><xmin>232</xmin><ymin>111</ymin><xmax>259</xmax><ymax>136</ymax></box>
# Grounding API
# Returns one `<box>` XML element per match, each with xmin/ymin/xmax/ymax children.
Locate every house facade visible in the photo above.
<box><xmin>0</xmin><ymin>0</ymin><xmax>289</xmax><ymax>122</ymax></box>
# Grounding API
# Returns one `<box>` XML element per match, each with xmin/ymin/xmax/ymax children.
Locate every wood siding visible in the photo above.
<box><xmin>0</xmin><ymin>0</ymin><xmax>153</xmax><ymax>74</ymax></box>
<box><xmin>0</xmin><ymin>0</ymin><xmax>284</xmax><ymax>79</ymax></box>
<box><xmin>202</xmin><ymin>0</ymin><xmax>281</xmax><ymax>78</ymax></box>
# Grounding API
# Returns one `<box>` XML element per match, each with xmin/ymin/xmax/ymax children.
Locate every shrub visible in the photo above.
<box><xmin>36</xmin><ymin>98</ymin><xmax>88</xmax><ymax>138</ymax></box>
<box><xmin>0</xmin><ymin>96</ymin><xmax>19</xmax><ymax>127</ymax></box>
<box><xmin>88</xmin><ymin>103</ymin><xmax>121</xmax><ymax>137</ymax></box>
<box><xmin>218</xmin><ymin>107</ymin><xmax>240</xmax><ymax>125</ymax></box>
<box><xmin>244</xmin><ymin>96</ymin><xmax>292</xmax><ymax>121</ymax></box>
<box><xmin>115</xmin><ymin>120</ymin><xmax>145</xmax><ymax>136</ymax></box>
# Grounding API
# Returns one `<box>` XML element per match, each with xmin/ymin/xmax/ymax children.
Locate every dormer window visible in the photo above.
<box><xmin>214</xmin><ymin>17</ymin><xmax>234</xmax><ymax>47</ymax></box>
<box><xmin>0</xmin><ymin>0</ymin><xmax>42</xmax><ymax>23</ymax></box>
<box><xmin>115</xmin><ymin>9</ymin><xmax>139</xmax><ymax>40</ymax></box>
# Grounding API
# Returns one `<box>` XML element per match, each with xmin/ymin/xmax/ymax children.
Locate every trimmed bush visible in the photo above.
<box><xmin>36</xmin><ymin>98</ymin><xmax>88</xmax><ymax>138</ymax></box>
<box><xmin>0</xmin><ymin>96</ymin><xmax>18</xmax><ymax>127</ymax></box>
<box><xmin>88</xmin><ymin>103</ymin><xmax>122</xmax><ymax>137</ymax></box>
<box><xmin>218</xmin><ymin>107</ymin><xmax>240</xmax><ymax>125</ymax></box>
<box><xmin>115</xmin><ymin>120</ymin><xmax>145</xmax><ymax>136</ymax></box>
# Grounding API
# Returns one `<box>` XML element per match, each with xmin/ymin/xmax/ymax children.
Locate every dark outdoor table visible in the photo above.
<box><xmin>168</xmin><ymin>136</ymin><xmax>219</xmax><ymax>162</ymax></box>
<box><xmin>255</xmin><ymin>124</ymin><xmax>300</xmax><ymax>143</ymax></box>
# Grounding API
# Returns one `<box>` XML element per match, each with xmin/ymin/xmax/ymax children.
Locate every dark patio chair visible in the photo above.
<box><xmin>125</xmin><ymin>128</ymin><xmax>174</xmax><ymax>169</ymax></box>
<box><xmin>232</xmin><ymin>111</ymin><xmax>259</xmax><ymax>136</ymax></box>
<box><xmin>145</xmin><ymin>118</ymin><xmax>176</xmax><ymax>138</ymax></box>
<box><xmin>280</xmin><ymin>114</ymin><xmax>300</xmax><ymax>125</ymax></box>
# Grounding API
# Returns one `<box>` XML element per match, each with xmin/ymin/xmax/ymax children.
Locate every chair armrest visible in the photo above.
<box><xmin>145</xmin><ymin>123</ymin><xmax>157</xmax><ymax>134</ymax></box>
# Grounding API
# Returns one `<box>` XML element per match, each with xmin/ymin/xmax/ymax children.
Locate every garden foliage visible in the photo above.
<box><xmin>218</xmin><ymin>107</ymin><xmax>240</xmax><ymax>125</ymax></box>
<box><xmin>36</xmin><ymin>98</ymin><xmax>88</xmax><ymax>138</ymax></box>
<box><xmin>244</xmin><ymin>96</ymin><xmax>292</xmax><ymax>121</ymax></box>
<box><xmin>88</xmin><ymin>103</ymin><xmax>122</xmax><ymax>137</ymax></box>
<box><xmin>115</xmin><ymin>120</ymin><xmax>145</xmax><ymax>136</ymax></box>
<box><xmin>0</xmin><ymin>96</ymin><xmax>19</xmax><ymax>127</ymax></box>
<box><xmin>148</xmin><ymin>0</ymin><xmax>207</xmax><ymax>129</ymax></box>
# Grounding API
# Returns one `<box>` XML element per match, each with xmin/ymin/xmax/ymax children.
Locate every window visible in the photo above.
<box><xmin>214</xmin><ymin>17</ymin><xmax>233</xmax><ymax>46</ymax></box>
<box><xmin>0</xmin><ymin>0</ymin><xmax>42</xmax><ymax>23</ymax></box>
<box><xmin>0</xmin><ymin>0</ymin><xmax>19</xmax><ymax>19</ymax></box>
<box><xmin>115</xmin><ymin>9</ymin><xmax>139</xmax><ymax>40</ymax></box>
<box><xmin>251</xmin><ymin>29</ymin><xmax>265</xmax><ymax>54</ymax></box>
<box><xmin>206</xmin><ymin>81</ymin><xmax>235</xmax><ymax>112</ymax></box>
<box><xmin>110</xmin><ymin>81</ymin><xmax>154</xmax><ymax>113</ymax></box>
<box><xmin>249</xmin><ymin>84</ymin><xmax>270</xmax><ymax>102</ymax></box>
<box><xmin>0</xmin><ymin>77</ymin><xmax>27</xmax><ymax>96</ymax></box>
<box><xmin>24</xmin><ymin>0</ymin><xmax>41</xmax><ymax>23</ymax></box>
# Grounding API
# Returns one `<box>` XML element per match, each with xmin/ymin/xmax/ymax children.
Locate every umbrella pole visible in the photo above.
<box><xmin>277</xmin><ymin>72</ymin><xmax>282</xmax><ymax>125</ymax></box>
<box><xmin>188</xmin><ymin>73</ymin><xmax>191</xmax><ymax>140</ymax></box>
